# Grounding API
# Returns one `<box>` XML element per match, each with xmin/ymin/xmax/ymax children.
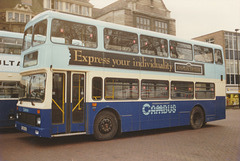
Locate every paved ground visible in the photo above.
<box><xmin>0</xmin><ymin>109</ymin><xmax>239</xmax><ymax>161</ymax></box>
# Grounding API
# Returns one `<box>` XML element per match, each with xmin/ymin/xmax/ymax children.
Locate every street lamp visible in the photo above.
<box><xmin>235</xmin><ymin>29</ymin><xmax>239</xmax><ymax>108</ymax></box>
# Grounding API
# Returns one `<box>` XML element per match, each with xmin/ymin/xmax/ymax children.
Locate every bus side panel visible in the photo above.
<box><xmin>0</xmin><ymin>100</ymin><xmax>17</xmax><ymax>127</ymax></box>
<box><xmin>86</xmin><ymin>102</ymin><xmax>141</xmax><ymax>135</ymax></box>
<box><xmin>86</xmin><ymin>98</ymin><xmax>225</xmax><ymax>135</ymax></box>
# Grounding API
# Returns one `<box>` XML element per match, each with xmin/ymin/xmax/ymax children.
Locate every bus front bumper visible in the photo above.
<box><xmin>15</xmin><ymin>121</ymin><xmax>51</xmax><ymax>138</ymax></box>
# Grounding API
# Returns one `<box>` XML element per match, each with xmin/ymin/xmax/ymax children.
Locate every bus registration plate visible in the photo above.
<box><xmin>21</xmin><ymin>126</ymin><xmax>27</xmax><ymax>132</ymax></box>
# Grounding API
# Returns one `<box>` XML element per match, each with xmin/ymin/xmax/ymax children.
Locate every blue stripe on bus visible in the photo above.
<box><xmin>15</xmin><ymin>96</ymin><xmax>225</xmax><ymax>138</ymax></box>
<box><xmin>86</xmin><ymin>96</ymin><xmax>225</xmax><ymax>134</ymax></box>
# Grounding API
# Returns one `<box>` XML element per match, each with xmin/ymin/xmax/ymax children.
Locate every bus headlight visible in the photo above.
<box><xmin>15</xmin><ymin>112</ymin><xmax>20</xmax><ymax>120</ymax></box>
<box><xmin>16</xmin><ymin>113</ymin><xmax>19</xmax><ymax>119</ymax></box>
<box><xmin>36</xmin><ymin>117</ymin><xmax>41</xmax><ymax>126</ymax></box>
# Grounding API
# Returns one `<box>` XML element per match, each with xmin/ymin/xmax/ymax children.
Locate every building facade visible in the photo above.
<box><xmin>0</xmin><ymin>0</ymin><xmax>34</xmax><ymax>32</ymax></box>
<box><xmin>194</xmin><ymin>30</ymin><xmax>240</xmax><ymax>106</ymax></box>
<box><xmin>1</xmin><ymin>0</ymin><xmax>175</xmax><ymax>35</ymax></box>
<box><xmin>0</xmin><ymin>0</ymin><xmax>93</xmax><ymax>33</ymax></box>
<box><xmin>93</xmin><ymin>0</ymin><xmax>176</xmax><ymax>36</ymax></box>
<box><xmin>32</xmin><ymin>0</ymin><xmax>93</xmax><ymax>17</ymax></box>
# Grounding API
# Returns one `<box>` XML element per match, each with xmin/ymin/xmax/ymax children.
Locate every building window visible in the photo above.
<box><xmin>26</xmin><ymin>15</ymin><xmax>30</xmax><ymax>22</ymax></box>
<box><xmin>226</xmin><ymin>74</ymin><xmax>230</xmax><ymax>84</ymax></box>
<box><xmin>8</xmin><ymin>12</ymin><xmax>32</xmax><ymax>23</ymax></box>
<box><xmin>8</xmin><ymin>12</ymin><xmax>13</xmax><ymax>21</ymax></box>
<box><xmin>20</xmin><ymin>14</ymin><xmax>24</xmax><ymax>22</ymax></box>
<box><xmin>58</xmin><ymin>1</ymin><xmax>62</xmax><ymax>11</ymax></box>
<box><xmin>15</xmin><ymin>13</ymin><xmax>19</xmax><ymax>22</ymax></box>
<box><xmin>82</xmin><ymin>6</ymin><xmax>89</xmax><ymax>16</ymax></box>
<box><xmin>54</xmin><ymin>0</ymin><xmax>58</xmax><ymax>9</ymax></box>
<box><xmin>136</xmin><ymin>16</ymin><xmax>151</xmax><ymax>30</ymax></box>
<box><xmin>65</xmin><ymin>2</ymin><xmax>69</xmax><ymax>12</ymax></box>
<box><xmin>75</xmin><ymin>4</ymin><xmax>79</xmax><ymax>13</ymax></box>
<box><xmin>44</xmin><ymin>0</ymin><xmax>51</xmax><ymax>9</ymax></box>
<box><xmin>78</xmin><ymin>5</ymin><xmax>82</xmax><ymax>15</ymax></box>
<box><xmin>70</xmin><ymin>4</ymin><xmax>74</xmax><ymax>13</ymax></box>
<box><xmin>155</xmin><ymin>21</ymin><xmax>168</xmax><ymax>34</ymax></box>
<box><xmin>206</xmin><ymin>38</ymin><xmax>215</xmax><ymax>44</ymax></box>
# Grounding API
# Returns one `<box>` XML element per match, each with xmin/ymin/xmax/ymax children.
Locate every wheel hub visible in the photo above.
<box><xmin>99</xmin><ymin>118</ymin><xmax>113</xmax><ymax>134</ymax></box>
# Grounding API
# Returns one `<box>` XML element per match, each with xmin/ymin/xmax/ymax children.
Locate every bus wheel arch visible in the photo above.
<box><xmin>93</xmin><ymin>108</ymin><xmax>121</xmax><ymax>140</ymax></box>
<box><xmin>190</xmin><ymin>105</ymin><xmax>206</xmax><ymax>129</ymax></box>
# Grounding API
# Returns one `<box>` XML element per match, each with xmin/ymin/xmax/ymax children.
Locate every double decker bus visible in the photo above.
<box><xmin>15</xmin><ymin>11</ymin><xmax>225</xmax><ymax>140</ymax></box>
<box><xmin>0</xmin><ymin>30</ymin><xmax>23</xmax><ymax>128</ymax></box>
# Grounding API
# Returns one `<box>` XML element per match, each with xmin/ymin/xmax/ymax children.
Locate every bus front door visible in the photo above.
<box><xmin>52</xmin><ymin>72</ymin><xmax>85</xmax><ymax>135</ymax></box>
<box><xmin>70</xmin><ymin>73</ymin><xmax>85</xmax><ymax>133</ymax></box>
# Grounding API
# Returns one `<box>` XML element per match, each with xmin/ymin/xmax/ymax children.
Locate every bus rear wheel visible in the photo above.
<box><xmin>190</xmin><ymin>106</ymin><xmax>205</xmax><ymax>129</ymax></box>
<box><xmin>94</xmin><ymin>111</ymin><xmax>118</xmax><ymax>141</ymax></box>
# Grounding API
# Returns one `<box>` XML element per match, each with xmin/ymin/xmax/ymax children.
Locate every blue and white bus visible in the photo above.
<box><xmin>15</xmin><ymin>11</ymin><xmax>225</xmax><ymax>140</ymax></box>
<box><xmin>0</xmin><ymin>30</ymin><xmax>23</xmax><ymax>128</ymax></box>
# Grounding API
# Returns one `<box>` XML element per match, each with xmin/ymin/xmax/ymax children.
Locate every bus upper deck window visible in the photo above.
<box><xmin>215</xmin><ymin>49</ymin><xmax>223</xmax><ymax>65</ymax></box>
<box><xmin>23</xmin><ymin>27</ymin><xmax>32</xmax><ymax>51</ymax></box>
<box><xmin>140</xmin><ymin>35</ymin><xmax>168</xmax><ymax>57</ymax></box>
<box><xmin>33</xmin><ymin>20</ymin><xmax>47</xmax><ymax>47</ymax></box>
<box><xmin>51</xmin><ymin>19</ymin><xmax>97</xmax><ymax>48</ymax></box>
<box><xmin>170</xmin><ymin>40</ymin><xmax>192</xmax><ymax>60</ymax></box>
<box><xmin>104</xmin><ymin>28</ymin><xmax>138</xmax><ymax>53</ymax></box>
<box><xmin>194</xmin><ymin>45</ymin><xmax>214</xmax><ymax>63</ymax></box>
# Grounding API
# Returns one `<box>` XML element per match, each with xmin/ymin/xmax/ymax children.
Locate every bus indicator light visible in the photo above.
<box><xmin>92</xmin><ymin>103</ymin><xmax>97</xmax><ymax>107</ymax></box>
<box><xmin>37</xmin><ymin>110</ymin><xmax>40</xmax><ymax>114</ymax></box>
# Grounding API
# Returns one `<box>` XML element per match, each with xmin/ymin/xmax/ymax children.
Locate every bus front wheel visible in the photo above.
<box><xmin>190</xmin><ymin>106</ymin><xmax>205</xmax><ymax>129</ymax></box>
<box><xmin>94</xmin><ymin>111</ymin><xmax>118</xmax><ymax>141</ymax></box>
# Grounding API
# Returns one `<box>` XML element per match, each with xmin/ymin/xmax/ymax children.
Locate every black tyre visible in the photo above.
<box><xmin>94</xmin><ymin>111</ymin><xmax>118</xmax><ymax>141</ymax></box>
<box><xmin>190</xmin><ymin>106</ymin><xmax>205</xmax><ymax>129</ymax></box>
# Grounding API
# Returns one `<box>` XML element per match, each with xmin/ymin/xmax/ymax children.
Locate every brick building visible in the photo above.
<box><xmin>194</xmin><ymin>30</ymin><xmax>240</xmax><ymax>106</ymax></box>
<box><xmin>93</xmin><ymin>0</ymin><xmax>176</xmax><ymax>36</ymax></box>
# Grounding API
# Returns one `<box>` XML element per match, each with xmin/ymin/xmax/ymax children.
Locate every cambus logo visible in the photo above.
<box><xmin>142</xmin><ymin>103</ymin><xmax>177</xmax><ymax>116</ymax></box>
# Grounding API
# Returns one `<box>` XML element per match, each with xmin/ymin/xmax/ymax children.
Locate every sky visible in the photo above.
<box><xmin>89</xmin><ymin>0</ymin><xmax>240</xmax><ymax>39</ymax></box>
